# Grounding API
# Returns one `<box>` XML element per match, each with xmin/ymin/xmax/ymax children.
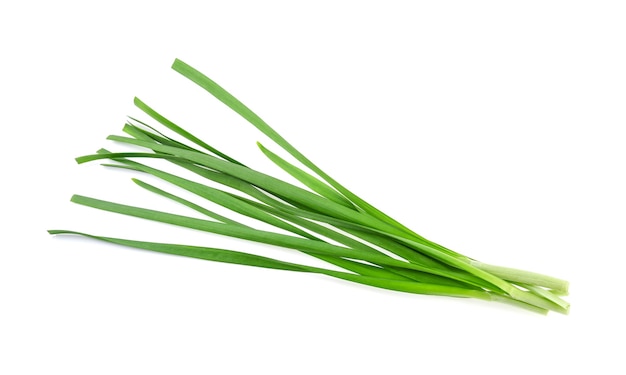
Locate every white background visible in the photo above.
<box><xmin>2</xmin><ymin>1</ymin><xmax>625</xmax><ymax>374</ymax></box>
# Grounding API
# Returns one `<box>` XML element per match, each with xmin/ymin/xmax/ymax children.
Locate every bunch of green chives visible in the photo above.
<box><xmin>50</xmin><ymin>59</ymin><xmax>569</xmax><ymax>314</ymax></box>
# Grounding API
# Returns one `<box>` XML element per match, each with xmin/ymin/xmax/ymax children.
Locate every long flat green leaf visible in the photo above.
<box><xmin>49</xmin><ymin>230</ymin><xmax>492</xmax><ymax>301</ymax></box>
<box><xmin>134</xmin><ymin>97</ymin><xmax>243</xmax><ymax>165</ymax></box>
<box><xmin>131</xmin><ymin>178</ymin><xmax>243</xmax><ymax>226</ymax></box>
